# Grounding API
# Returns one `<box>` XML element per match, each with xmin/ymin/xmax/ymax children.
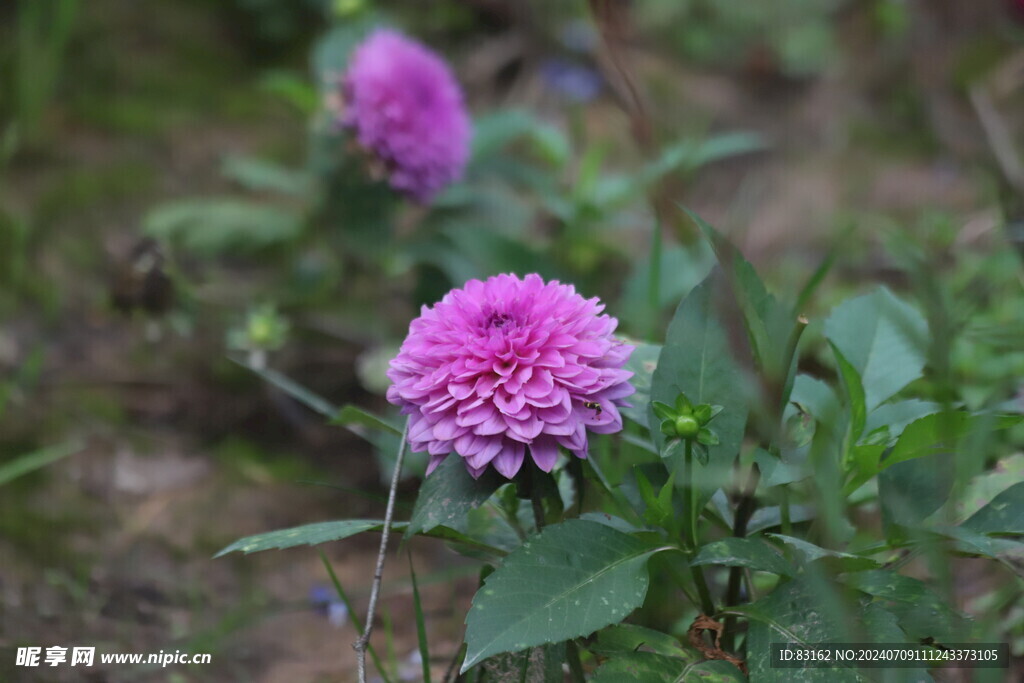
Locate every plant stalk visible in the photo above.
<box><xmin>683</xmin><ymin>439</ymin><xmax>716</xmax><ymax>617</ymax></box>
<box><xmin>355</xmin><ymin>420</ymin><xmax>409</xmax><ymax>683</ymax></box>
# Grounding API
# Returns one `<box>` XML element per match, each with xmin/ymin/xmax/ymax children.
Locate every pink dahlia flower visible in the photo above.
<box><xmin>340</xmin><ymin>29</ymin><xmax>471</xmax><ymax>203</ymax></box>
<box><xmin>387</xmin><ymin>274</ymin><xmax>635</xmax><ymax>479</ymax></box>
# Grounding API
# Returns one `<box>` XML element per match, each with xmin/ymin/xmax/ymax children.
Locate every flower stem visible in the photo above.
<box><xmin>566</xmin><ymin>640</ymin><xmax>586</xmax><ymax>682</ymax></box>
<box><xmin>780</xmin><ymin>485</ymin><xmax>792</xmax><ymax>536</ymax></box>
<box><xmin>685</xmin><ymin>440</ymin><xmax>699</xmax><ymax>548</ymax></box>
<box><xmin>531</xmin><ymin>482</ymin><xmax>546</xmax><ymax>532</ymax></box>
<box><xmin>355</xmin><ymin>419</ymin><xmax>409</xmax><ymax>683</ymax></box>
<box><xmin>721</xmin><ymin>462</ymin><xmax>761</xmax><ymax>652</ymax></box>
<box><xmin>683</xmin><ymin>439</ymin><xmax>716</xmax><ymax>617</ymax></box>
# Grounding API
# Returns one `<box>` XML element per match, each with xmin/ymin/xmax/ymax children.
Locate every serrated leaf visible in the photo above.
<box><xmin>406</xmin><ymin>456</ymin><xmax>502</xmax><ymax>538</ymax></box>
<box><xmin>462</xmin><ymin>520</ymin><xmax>671</xmax><ymax>671</ymax></box>
<box><xmin>824</xmin><ymin>288</ymin><xmax>928</xmax><ymax>412</ymax></box>
<box><xmin>692</xmin><ymin>537</ymin><xmax>795</xmax><ymax>576</ymax></box>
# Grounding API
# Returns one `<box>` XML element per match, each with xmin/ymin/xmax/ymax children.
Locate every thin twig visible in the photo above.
<box><xmin>354</xmin><ymin>420</ymin><xmax>410</xmax><ymax>683</ymax></box>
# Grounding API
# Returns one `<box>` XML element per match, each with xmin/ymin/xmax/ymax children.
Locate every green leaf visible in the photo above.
<box><xmin>312</xmin><ymin>17</ymin><xmax>379</xmax><ymax>85</ymax></box>
<box><xmin>692</xmin><ymin>537</ymin><xmax>795</xmax><ymax>576</ymax></box>
<box><xmin>591</xmin><ymin>652</ymin><xmax>745</xmax><ymax>681</ymax></box>
<box><xmin>591</xmin><ymin>652</ymin><xmax>686</xmax><ymax>682</ymax></box>
<box><xmin>221</xmin><ymin>155</ymin><xmax>311</xmax><ymax>196</ymax></box>
<box><xmin>824</xmin><ymin>287</ymin><xmax>928</xmax><ymax>412</ymax></box>
<box><xmin>461</xmin><ymin>520</ymin><xmax>671</xmax><ymax>671</ymax></box>
<box><xmin>880</xmin><ymin>412</ymin><xmax>1021</xmax><ymax>472</ymax></box>
<box><xmin>841</xmin><ymin>570</ymin><xmax>968</xmax><ymax>641</ymax></box>
<box><xmin>215</xmin><ymin>520</ymin><xmax>383</xmax><ymax>556</ymax></box>
<box><xmin>233</xmin><ymin>358</ymin><xmax>336</xmax><ymax>417</ymax></box>
<box><xmin>686</xmin><ymin>660</ymin><xmax>748</xmax><ymax>681</ymax></box>
<box><xmin>620</xmin><ymin>342</ymin><xmax>662</xmax><ymax>427</ymax></box>
<box><xmin>0</xmin><ymin>441</ymin><xmax>82</xmax><ymax>487</ymax></box>
<box><xmin>739</xmin><ymin>577</ymin><xmax>868</xmax><ymax>682</ymax></box>
<box><xmin>408</xmin><ymin>554</ymin><xmax>432</xmax><ymax>683</ymax></box>
<box><xmin>879</xmin><ymin>454</ymin><xmax>953</xmax><ymax>532</ymax></box>
<box><xmin>746</xmin><ymin>504</ymin><xmax>815</xmax><ymax>533</ymax></box>
<box><xmin>652</xmin><ymin>401</ymin><xmax>677</xmax><ymax>422</ymax></box>
<box><xmin>863</xmin><ymin>399</ymin><xmax>941</xmax><ymax>441</ymax></box>
<box><xmin>406</xmin><ymin>455</ymin><xmax>502</xmax><ymax>538</ymax></box>
<box><xmin>331</xmin><ymin>405</ymin><xmax>402</xmax><ymax>436</ymax></box>
<box><xmin>830</xmin><ymin>342</ymin><xmax>866</xmax><ymax>456</ymax></box>
<box><xmin>963</xmin><ymin>481</ymin><xmax>1024</xmax><ymax>535</ymax></box>
<box><xmin>650</xmin><ymin>273</ymin><xmax>749</xmax><ymax>499</ymax></box>
<box><xmin>934</xmin><ymin>525</ymin><xmax>1024</xmax><ymax>576</ymax></box>
<box><xmin>476</xmin><ymin>643</ymin><xmax>565</xmax><ymax>682</ymax></box>
<box><xmin>754</xmin><ymin>447</ymin><xmax>809</xmax><ymax>488</ymax></box>
<box><xmin>693</xmin><ymin>212</ymin><xmax>795</xmax><ymax>381</ymax></box>
<box><xmin>766</xmin><ymin>534</ymin><xmax>880</xmax><ymax>572</ymax></box>
<box><xmin>789</xmin><ymin>375</ymin><xmax>841</xmax><ymax>425</ymax></box>
<box><xmin>591</xmin><ymin>624</ymin><xmax>695</xmax><ymax>659</ymax></box>
<box><xmin>956</xmin><ymin>453</ymin><xmax>1024</xmax><ymax>520</ymax></box>
<box><xmin>697</xmin><ymin>428</ymin><xmax>720</xmax><ymax>446</ymax></box>
<box><xmin>144</xmin><ymin>198</ymin><xmax>302</xmax><ymax>255</ymax></box>
<box><xmin>319</xmin><ymin>552</ymin><xmax>392</xmax><ymax>683</ymax></box>
<box><xmin>215</xmin><ymin>520</ymin><xmax>504</xmax><ymax>558</ymax></box>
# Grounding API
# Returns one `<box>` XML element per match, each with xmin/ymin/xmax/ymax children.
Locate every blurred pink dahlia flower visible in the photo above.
<box><xmin>340</xmin><ymin>29</ymin><xmax>471</xmax><ymax>203</ymax></box>
<box><xmin>387</xmin><ymin>274</ymin><xmax>634</xmax><ymax>479</ymax></box>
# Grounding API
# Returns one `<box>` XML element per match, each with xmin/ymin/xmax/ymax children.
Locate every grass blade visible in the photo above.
<box><xmin>408</xmin><ymin>551</ymin><xmax>432</xmax><ymax>683</ymax></box>
<box><xmin>318</xmin><ymin>551</ymin><xmax>392</xmax><ymax>683</ymax></box>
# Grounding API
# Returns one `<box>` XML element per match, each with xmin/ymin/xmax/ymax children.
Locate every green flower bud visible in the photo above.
<box><xmin>674</xmin><ymin>414</ymin><xmax>700</xmax><ymax>439</ymax></box>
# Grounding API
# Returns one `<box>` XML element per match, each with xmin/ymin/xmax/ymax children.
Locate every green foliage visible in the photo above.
<box><xmin>144</xmin><ymin>198</ymin><xmax>303</xmax><ymax>255</ymax></box>
<box><xmin>6</xmin><ymin>0</ymin><xmax>79</xmax><ymax>149</ymax></box>
<box><xmin>406</xmin><ymin>456</ymin><xmax>502</xmax><ymax>538</ymax></box>
<box><xmin>691</xmin><ymin>537</ymin><xmax>795</xmax><ymax>577</ymax></box>
<box><xmin>824</xmin><ymin>287</ymin><xmax>929</xmax><ymax>412</ymax></box>
<box><xmin>461</xmin><ymin>519</ymin><xmax>671</xmax><ymax>671</ymax></box>
<box><xmin>0</xmin><ymin>441</ymin><xmax>82</xmax><ymax>487</ymax></box>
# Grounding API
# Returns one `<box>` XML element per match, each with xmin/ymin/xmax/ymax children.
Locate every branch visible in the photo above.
<box><xmin>354</xmin><ymin>420</ymin><xmax>410</xmax><ymax>682</ymax></box>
